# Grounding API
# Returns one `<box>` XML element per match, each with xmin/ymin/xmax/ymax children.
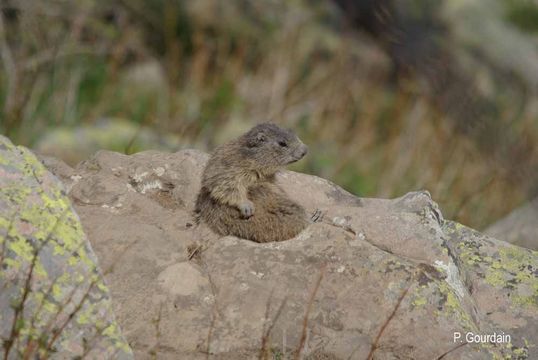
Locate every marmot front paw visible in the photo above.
<box><xmin>239</xmin><ymin>200</ymin><xmax>255</xmax><ymax>219</ymax></box>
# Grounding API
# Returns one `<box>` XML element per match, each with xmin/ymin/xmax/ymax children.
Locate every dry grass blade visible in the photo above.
<box><xmin>3</xmin><ymin>208</ymin><xmax>67</xmax><ymax>360</ymax></box>
<box><xmin>45</xmin><ymin>280</ymin><xmax>96</xmax><ymax>353</ymax></box>
<box><xmin>22</xmin><ymin>239</ymin><xmax>88</xmax><ymax>359</ymax></box>
<box><xmin>294</xmin><ymin>263</ymin><xmax>327</xmax><ymax>360</ymax></box>
<box><xmin>259</xmin><ymin>292</ymin><xmax>288</xmax><ymax>360</ymax></box>
<box><xmin>436</xmin><ymin>342</ymin><xmax>468</xmax><ymax>360</ymax></box>
<box><xmin>148</xmin><ymin>302</ymin><xmax>164</xmax><ymax>359</ymax></box>
<box><xmin>366</xmin><ymin>282</ymin><xmax>412</xmax><ymax>360</ymax></box>
<box><xmin>202</xmin><ymin>260</ymin><xmax>221</xmax><ymax>360</ymax></box>
<box><xmin>3</xmin><ymin>247</ymin><xmax>39</xmax><ymax>360</ymax></box>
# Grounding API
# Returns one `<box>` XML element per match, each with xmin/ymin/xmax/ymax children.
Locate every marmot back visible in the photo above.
<box><xmin>194</xmin><ymin>123</ymin><xmax>310</xmax><ymax>242</ymax></box>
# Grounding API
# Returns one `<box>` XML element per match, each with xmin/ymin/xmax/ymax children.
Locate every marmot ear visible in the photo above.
<box><xmin>256</xmin><ymin>132</ymin><xmax>267</xmax><ymax>142</ymax></box>
<box><xmin>247</xmin><ymin>132</ymin><xmax>266</xmax><ymax>147</ymax></box>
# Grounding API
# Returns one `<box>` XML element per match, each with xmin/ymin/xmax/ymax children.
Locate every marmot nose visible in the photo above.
<box><xmin>297</xmin><ymin>145</ymin><xmax>308</xmax><ymax>159</ymax></box>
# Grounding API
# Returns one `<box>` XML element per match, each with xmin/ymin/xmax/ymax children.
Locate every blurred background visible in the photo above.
<box><xmin>0</xmin><ymin>0</ymin><xmax>537</xmax><ymax>233</ymax></box>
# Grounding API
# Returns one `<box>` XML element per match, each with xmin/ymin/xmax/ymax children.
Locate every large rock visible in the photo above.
<box><xmin>485</xmin><ymin>199</ymin><xmax>538</xmax><ymax>251</ymax></box>
<box><xmin>0</xmin><ymin>136</ymin><xmax>132</xmax><ymax>359</ymax></box>
<box><xmin>43</xmin><ymin>149</ymin><xmax>538</xmax><ymax>359</ymax></box>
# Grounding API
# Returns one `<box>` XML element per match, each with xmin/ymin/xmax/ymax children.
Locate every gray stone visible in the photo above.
<box><xmin>40</xmin><ymin>148</ymin><xmax>537</xmax><ymax>359</ymax></box>
<box><xmin>485</xmin><ymin>198</ymin><xmax>538</xmax><ymax>251</ymax></box>
<box><xmin>0</xmin><ymin>136</ymin><xmax>133</xmax><ymax>359</ymax></box>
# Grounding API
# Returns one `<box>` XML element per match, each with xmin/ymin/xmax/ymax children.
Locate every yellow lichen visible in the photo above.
<box><xmin>97</xmin><ymin>282</ymin><xmax>108</xmax><ymax>293</ymax></box>
<box><xmin>44</xmin><ymin>301</ymin><xmax>59</xmax><ymax>314</ymax></box>
<box><xmin>9</xmin><ymin>236</ymin><xmax>34</xmax><ymax>261</ymax></box>
<box><xmin>485</xmin><ymin>270</ymin><xmax>506</xmax><ymax>287</ymax></box>
<box><xmin>437</xmin><ymin>282</ymin><xmax>475</xmax><ymax>331</ymax></box>
<box><xmin>1</xmin><ymin>140</ymin><xmax>132</xmax><ymax>357</ymax></box>
<box><xmin>77</xmin><ymin>303</ymin><xmax>97</xmax><ymax>325</ymax></box>
<box><xmin>34</xmin><ymin>261</ymin><xmax>47</xmax><ymax>277</ymax></box>
<box><xmin>52</xmin><ymin>283</ymin><xmax>62</xmax><ymax>300</ymax></box>
<box><xmin>451</xmin><ymin>222</ymin><xmax>538</xmax><ymax>311</ymax></box>
<box><xmin>412</xmin><ymin>296</ymin><xmax>427</xmax><ymax>307</ymax></box>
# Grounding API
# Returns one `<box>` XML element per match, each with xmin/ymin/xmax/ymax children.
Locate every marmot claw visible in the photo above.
<box><xmin>239</xmin><ymin>201</ymin><xmax>255</xmax><ymax>219</ymax></box>
<box><xmin>311</xmin><ymin>209</ymin><xmax>324</xmax><ymax>223</ymax></box>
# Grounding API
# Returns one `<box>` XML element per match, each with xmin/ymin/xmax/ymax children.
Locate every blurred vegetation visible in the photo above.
<box><xmin>1</xmin><ymin>0</ymin><xmax>537</xmax><ymax>230</ymax></box>
<box><xmin>505</xmin><ymin>0</ymin><xmax>538</xmax><ymax>32</ymax></box>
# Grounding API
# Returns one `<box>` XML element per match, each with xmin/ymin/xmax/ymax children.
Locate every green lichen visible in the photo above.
<box><xmin>434</xmin><ymin>282</ymin><xmax>506</xmax><ymax>358</ymax></box>
<box><xmin>0</xmin><ymin>136</ymin><xmax>132</xmax><ymax>358</ymax></box>
<box><xmin>442</xmin><ymin>221</ymin><xmax>537</xmax><ymax>358</ymax></box>
<box><xmin>102</xmin><ymin>322</ymin><xmax>132</xmax><ymax>353</ymax></box>
<box><xmin>20</xmin><ymin>146</ymin><xmax>46</xmax><ymax>178</ymax></box>
<box><xmin>485</xmin><ymin>270</ymin><xmax>506</xmax><ymax>287</ymax></box>
<box><xmin>411</xmin><ymin>274</ymin><xmax>507</xmax><ymax>357</ymax></box>
<box><xmin>502</xmin><ymin>338</ymin><xmax>530</xmax><ymax>359</ymax></box>
<box><xmin>77</xmin><ymin>302</ymin><xmax>99</xmax><ymax>325</ymax></box>
<box><xmin>448</xmin><ymin>222</ymin><xmax>538</xmax><ymax>311</ymax></box>
<box><xmin>412</xmin><ymin>295</ymin><xmax>427</xmax><ymax>307</ymax></box>
<box><xmin>476</xmin><ymin>246</ymin><xmax>536</xmax><ymax>309</ymax></box>
<box><xmin>411</xmin><ymin>271</ymin><xmax>474</xmax><ymax>328</ymax></box>
<box><xmin>437</xmin><ymin>281</ymin><xmax>475</xmax><ymax>331</ymax></box>
<box><xmin>9</xmin><ymin>236</ymin><xmax>34</xmax><ymax>261</ymax></box>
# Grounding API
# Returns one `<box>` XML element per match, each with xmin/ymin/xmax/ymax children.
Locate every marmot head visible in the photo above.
<box><xmin>239</xmin><ymin>123</ymin><xmax>308</xmax><ymax>169</ymax></box>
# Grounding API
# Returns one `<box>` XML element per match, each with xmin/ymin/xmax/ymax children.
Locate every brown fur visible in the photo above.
<box><xmin>195</xmin><ymin>123</ymin><xmax>309</xmax><ymax>242</ymax></box>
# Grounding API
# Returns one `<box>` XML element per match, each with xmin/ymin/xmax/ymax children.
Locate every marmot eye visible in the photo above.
<box><xmin>278</xmin><ymin>141</ymin><xmax>288</xmax><ymax>147</ymax></box>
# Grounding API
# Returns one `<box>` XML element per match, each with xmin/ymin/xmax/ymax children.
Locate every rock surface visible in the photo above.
<box><xmin>485</xmin><ymin>198</ymin><xmax>538</xmax><ymax>251</ymax></box>
<box><xmin>0</xmin><ymin>136</ymin><xmax>132</xmax><ymax>359</ymax></box>
<box><xmin>41</xmin><ymin>148</ymin><xmax>538</xmax><ymax>359</ymax></box>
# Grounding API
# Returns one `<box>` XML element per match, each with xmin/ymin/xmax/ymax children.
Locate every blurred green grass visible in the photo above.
<box><xmin>1</xmin><ymin>0</ymin><xmax>537</xmax><ymax>230</ymax></box>
<box><xmin>505</xmin><ymin>0</ymin><xmax>538</xmax><ymax>33</ymax></box>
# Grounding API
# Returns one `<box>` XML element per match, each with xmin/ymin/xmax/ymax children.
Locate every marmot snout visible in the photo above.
<box><xmin>194</xmin><ymin>123</ymin><xmax>311</xmax><ymax>243</ymax></box>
